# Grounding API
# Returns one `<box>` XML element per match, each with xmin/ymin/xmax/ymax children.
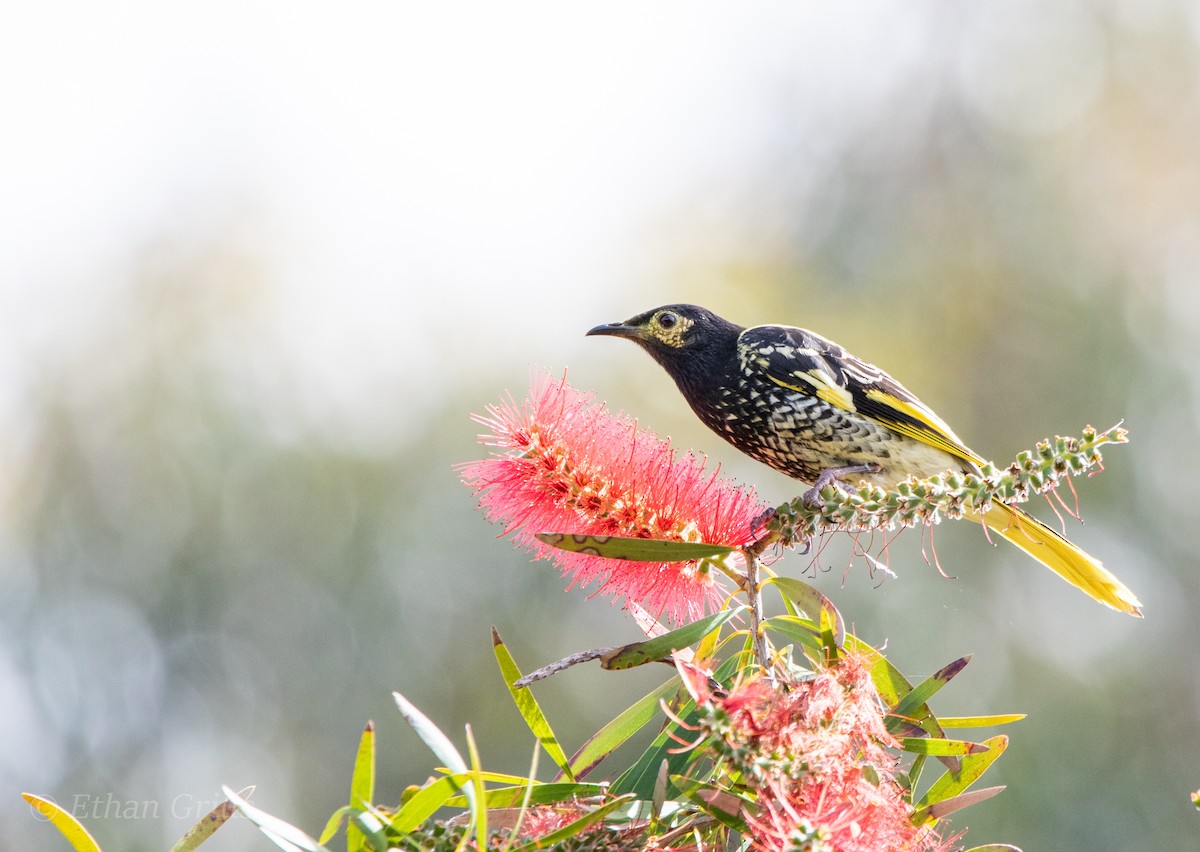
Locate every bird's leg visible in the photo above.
<box><xmin>802</xmin><ymin>463</ymin><xmax>882</xmax><ymax>509</ymax></box>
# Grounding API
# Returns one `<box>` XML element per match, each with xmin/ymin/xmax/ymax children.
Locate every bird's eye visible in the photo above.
<box><xmin>657</xmin><ymin>311</ymin><xmax>678</xmax><ymax>329</ymax></box>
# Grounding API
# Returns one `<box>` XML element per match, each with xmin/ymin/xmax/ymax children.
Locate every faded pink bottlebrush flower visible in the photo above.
<box><xmin>515</xmin><ymin>803</ymin><xmax>588</xmax><ymax>840</ymax></box>
<box><xmin>691</xmin><ymin>653</ymin><xmax>958</xmax><ymax>852</ymax></box>
<box><xmin>459</xmin><ymin>372</ymin><xmax>767</xmax><ymax>625</ymax></box>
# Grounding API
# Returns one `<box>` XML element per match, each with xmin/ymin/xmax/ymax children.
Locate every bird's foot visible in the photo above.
<box><xmin>750</xmin><ymin>506</ymin><xmax>776</xmax><ymax>532</ymax></box>
<box><xmin>801</xmin><ymin>463</ymin><xmax>882</xmax><ymax>509</ymax></box>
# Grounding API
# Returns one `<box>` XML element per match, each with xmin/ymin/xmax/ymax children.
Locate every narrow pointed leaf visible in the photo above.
<box><xmin>393</xmin><ymin>692</ymin><xmax>469</xmax><ymax>775</ymax></box>
<box><xmin>600</xmin><ymin>608</ymin><xmax>743</xmax><ymax>670</ymax></box>
<box><xmin>939</xmin><ymin>714</ymin><xmax>1026</xmax><ymax>728</ymax></box>
<box><xmin>567</xmin><ymin>677</ymin><xmax>680</xmax><ymax>779</ymax></box>
<box><xmin>445</xmin><ymin>782</ymin><xmax>608</xmax><ymax>809</ymax></box>
<box><xmin>890</xmin><ymin>656</ymin><xmax>971</xmax><ymax>724</ymax></box>
<box><xmin>317</xmin><ymin>808</ymin><xmax>350</xmax><ymax>845</ymax></box>
<box><xmin>906</xmin><ymin>753</ymin><xmax>928</xmax><ymax>793</ymax></box>
<box><xmin>924</xmin><ymin>785</ymin><xmax>1007</xmax><ymax>819</ymax></box>
<box><xmin>464</xmin><ymin>725</ymin><xmax>487</xmax><ymax>852</ymax></box>
<box><xmin>535</xmin><ymin>533</ymin><xmax>733</xmax><ymax>562</ymax></box>
<box><xmin>493</xmin><ymin>627</ymin><xmax>573</xmax><ymax>780</ymax></box>
<box><xmin>962</xmin><ymin>845</ymin><xmax>1023</xmax><ymax>852</ymax></box>
<box><xmin>21</xmin><ymin>794</ymin><xmax>101</xmax><ymax>852</ymax></box>
<box><xmin>223</xmin><ymin>785</ymin><xmax>331</xmax><ymax>852</ymax></box>
<box><xmin>168</xmin><ymin>792</ymin><xmax>241</xmax><ymax>852</ymax></box>
<box><xmin>393</xmin><ymin>692</ymin><xmax>474</xmax><ymax>811</ymax></box>
<box><xmin>347</xmin><ymin>722</ymin><xmax>376</xmax><ymax>852</ymax></box>
<box><xmin>899</xmin><ymin>737</ymin><xmax>990</xmax><ymax>756</ymax></box>
<box><xmin>913</xmin><ymin>735</ymin><xmax>1009</xmax><ymax>821</ymax></box>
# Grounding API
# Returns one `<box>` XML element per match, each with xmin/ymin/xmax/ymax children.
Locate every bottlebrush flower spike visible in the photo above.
<box><xmin>460</xmin><ymin>372</ymin><xmax>767</xmax><ymax>625</ymax></box>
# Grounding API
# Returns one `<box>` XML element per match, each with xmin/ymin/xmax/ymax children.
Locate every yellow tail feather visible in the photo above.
<box><xmin>974</xmin><ymin>502</ymin><xmax>1143</xmax><ymax>617</ymax></box>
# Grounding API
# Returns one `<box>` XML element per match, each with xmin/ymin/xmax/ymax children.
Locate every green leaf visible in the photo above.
<box><xmin>600</xmin><ymin>608</ymin><xmax>743</xmax><ymax>671</ymax></box>
<box><xmin>444</xmin><ymin>782</ymin><xmax>609</xmax><ymax>809</ymax></box>
<box><xmin>905</xmin><ymin>754</ymin><xmax>928</xmax><ymax>793</ymax></box>
<box><xmin>393</xmin><ymin>692</ymin><xmax>469</xmax><ymax>775</ymax></box>
<box><xmin>348</xmin><ymin>810</ymin><xmax>388</xmax><ymax>852</ymax></box>
<box><xmin>761</xmin><ymin>614</ymin><xmax>824</xmax><ymax>661</ymax></box>
<box><xmin>845</xmin><ymin>635</ymin><xmax>909</xmax><ymax>707</ymax></box>
<box><xmin>913</xmin><ymin>735</ymin><xmax>1009</xmax><ymax>822</ymax></box>
<box><xmin>763</xmin><ymin>577</ymin><xmax>844</xmax><ymax>643</ymax></box>
<box><xmin>567</xmin><ymin>677</ymin><xmax>681</xmax><ymax>779</ymax></box>
<box><xmin>464</xmin><ymin>725</ymin><xmax>487</xmax><ymax>852</ymax></box>
<box><xmin>347</xmin><ymin>722</ymin><xmax>376</xmax><ymax>852</ymax></box>
<box><xmin>610</xmin><ymin>716</ymin><xmax>697</xmax><ymax>800</ymax></box>
<box><xmin>762</xmin><ymin>576</ymin><xmax>843</xmax><ymax>661</ymax></box>
<box><xmin>939</xmin><ymin>714</ymin><xmax>1026</xmax><ymax>728</ymax></box>
<box><xmin>899</xmin><ymin>737</ymin><xmax>990</xmax><ymax>757</ymax></box>
<box><xmin>21</xmin><ymin>794</ymin><xmax>101</xmax><ymax>852</ymax></box>
<box><xmin>393</xmin><ymin>691</ymin><xmax>474</xmax><ymax>811</ymax></box>
<box><xmin>317</xmin><ymin>808</ymin><xmax>350</xmax><ymax>846</ymax></box>
<box><xmin>493</xmin><ymin>627</ymin><xmax>573</xmax><ymax>780</ymax></box>
<box><xmin>535</xmin><ymin>533</ymin><xmax>734</xmax><ymax>562</ymax></box>
<box><xmin>890</xmin><ymin>656</ymin><xmax>971</xmax><ymax>727</ymax></box>
<box><xmin>961</xmin><ymin>845</ymin><xmax>1023</xmax><ymax>852</ymax></box>
<box><xmin>387</xmin><ymin>776</ymin><xmax>460</xmax><ymax>834</ymax></box>
<box><xmin>168</xmin><ymin>791</ymin><xmax>242</xmax><ymax>851</ymax></box>
<box><xmin>222</xmin><ymin>785</ymin><xmax>332</xmax><ymax>852</ymax></box>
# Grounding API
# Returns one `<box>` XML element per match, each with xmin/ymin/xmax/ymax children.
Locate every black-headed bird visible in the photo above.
<box><xmin>588</xmin><ymin>303</ymin><xmax>1142</xmax><ymax>617</ymax></box>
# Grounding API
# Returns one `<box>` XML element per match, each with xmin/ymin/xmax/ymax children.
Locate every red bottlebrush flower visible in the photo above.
<box><xmin>460</xmin><ymin>372</ymin><xmax>767</xmax><ymax>625</ymax></box>
<box><xmin>693</xmin><ymin>653</ymin><xmax>957</xmax><ymax>852</ymax></box>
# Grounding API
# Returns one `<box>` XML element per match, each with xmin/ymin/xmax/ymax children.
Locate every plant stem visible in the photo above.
<box><xmin>742</xmin><ymin>548</ymin><xmax>769</xmax><ymax>671</ymax></box>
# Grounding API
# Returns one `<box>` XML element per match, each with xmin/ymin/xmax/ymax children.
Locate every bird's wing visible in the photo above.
<box><xmin>738</xmin><ymin>324</ymin><xmax>984</xmax><ymax>466</ymax></box>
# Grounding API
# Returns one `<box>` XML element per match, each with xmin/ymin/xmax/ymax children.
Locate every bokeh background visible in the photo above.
<box><xmin>3</xmin><ymin>2</ymin><xmax>1199</xmax><ymax>849</ymax></box>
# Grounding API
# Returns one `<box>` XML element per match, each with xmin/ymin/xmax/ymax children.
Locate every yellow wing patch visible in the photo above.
<box><xmin>864</xmin><ymin>388</ymin><xmax>983</xmax><ymax>465</ymax></box>
<box><xmin>764</xmin><ymin>368</ymin><xmax>857</xmax><ymax>413</ymax></box>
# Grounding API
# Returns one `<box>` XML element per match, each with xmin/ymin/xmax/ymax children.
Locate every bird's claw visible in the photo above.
<box><xmin>801</xmin><ymin>463</ymin><xmax>882</xmax><ymax>510</ymax></box>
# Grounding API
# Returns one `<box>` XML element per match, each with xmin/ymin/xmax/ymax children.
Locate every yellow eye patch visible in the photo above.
<box><xmin>651</xmin><ymin>313</ymin><xmax>695</xmax><ymax>348</ymax></box>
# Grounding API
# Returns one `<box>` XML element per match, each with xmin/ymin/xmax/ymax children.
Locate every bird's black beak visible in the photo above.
<box><xmin>586</xmin><ymin>321</ymin><xmax>641</xmax><ymax>339</ymax></box>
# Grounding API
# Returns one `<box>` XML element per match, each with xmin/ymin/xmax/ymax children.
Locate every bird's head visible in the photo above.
<box><xmin>586</xmin><ymin>304</ymin><xmax>743</xmax><ymax>383</ymax></box>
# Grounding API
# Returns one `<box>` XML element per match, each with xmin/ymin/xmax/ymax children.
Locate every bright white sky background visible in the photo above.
<box><xmin>0</xmin><ymin>1</ymin><xmax>1121</xmax><ymax>450</ymax></box>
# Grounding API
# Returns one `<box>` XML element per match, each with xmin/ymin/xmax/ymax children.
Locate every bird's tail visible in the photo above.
<box><xmin>976</xmin><ymin>502</ymin><xmax>1143</xmax><ymax>617</ymax></box>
